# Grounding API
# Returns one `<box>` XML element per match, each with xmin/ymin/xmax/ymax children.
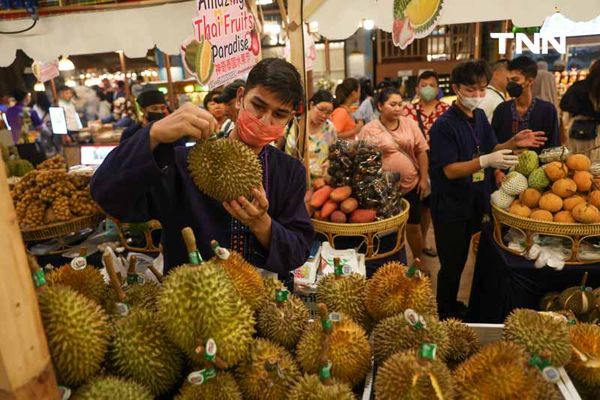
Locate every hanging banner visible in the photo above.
<box><xmin>31</xmin><ymin>60</ymin><xmax>59</xmax><ymax>83</ymax></box>
<box><xmin>392</xmin><ymin>0</ymin><xmax>444</xmax><ymax>49</ymax></box>
<box><xmin>182</xmin><ymin>0</ymin><xmax>261</xmax><ymax>89</ymax></box>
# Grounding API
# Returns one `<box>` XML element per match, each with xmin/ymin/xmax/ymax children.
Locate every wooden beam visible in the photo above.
<box><xmin>276</xmin><ymin>0</ymin><xmax>289</xmax><ymax>30</ymax></box>
<box><xmin>0</xmin><ymin>159</ymin><xmax>59</xmax><ymax>400</ymax></box>
<box><xmin>474</xmin><ymin>22</ymin><xmax>482</xmax><ymax>59</ymax></box>
<box><xmin>303</xmin><ymin>0</ymin><xmax>326</xmax><ymax>20</ymax></box>
<box><xmin>117</xmin><ymin>51</ymin><xmax>131</xmax><ymax>98</ymax></box>
<box><xmin>49</xmin><ymin>79</ymin><xmax>58</xmax><ymax>106</ymax></box>
<box><xmin>162</xmin><ymin>52</ymin><xmax>178</xmax><ymax>110</ymax></box>
<box><xmin>324</xmin><ymin>39</ymin><xmax>331</xmax><ymax>76</ymax></box>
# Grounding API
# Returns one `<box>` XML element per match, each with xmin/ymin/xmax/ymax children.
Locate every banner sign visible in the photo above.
<box><xmin>31</xmin><ymin>60</ymin><xmax>59</xmax><ymax>83</ymax></box>
<box><xmin>182</xmin><ymin>0</ymin><xmax>261</xmax><ymax>89</ymax></box>
<box><xmin>392</xmin><ymin>0</ymin><xmax>444</xmax><ymax>49</ymax></box>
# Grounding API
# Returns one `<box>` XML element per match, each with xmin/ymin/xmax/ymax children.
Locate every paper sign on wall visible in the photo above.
<box><xmin>392</xmin><ymin>0</ymin><xmax>444</xmax><ymax>49</ymax></box>
<box><xmin>182</xmin><ymin>0</ymin><xmax>261</xmax><ymax>89</ymax></box>
<box><xmin>31</xmin><ymin>60</ymin><xmax>59</xmax><ymax>83</ymax></box>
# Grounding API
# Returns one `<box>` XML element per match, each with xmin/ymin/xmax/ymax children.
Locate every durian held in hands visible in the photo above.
<box><xmin>188</xmin><ymin>136</ymin><xmax>263</xmax><ymax>202</ymax></box>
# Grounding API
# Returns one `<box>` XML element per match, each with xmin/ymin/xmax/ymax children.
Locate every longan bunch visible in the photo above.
<box><xmin>69</xmin><ymin>191</ymin><xmax>100</xmax><ymax>216</ymax></box>
<box><xmin>36</xmin><ymin>155</ymin><xmax>67</xmax><ymax>171</ymax></box>
<box><xmin>51</xmin><ymin>196</ymin><xmax>72</xmax><ymax>222</ymax></box>
<box><xmin>35</xmin><ymin>170</ymin><xmax>68</xmax><ymax>188</ymax></box>
<box><xmin>22</xmin><ymin>200</ymin><xmax>45</xmax><ymax>227</ymax></box>
<box><xmin>68</xmin><ymin>174</ymin><xmax>90</xmax><ymax>190</ymax></box>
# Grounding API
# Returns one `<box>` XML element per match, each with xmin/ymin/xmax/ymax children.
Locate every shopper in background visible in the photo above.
<box><xmin>560</xmin><ymin>59</ymin><xmax>600</xmax><ymax>160</ymax></box>
<box><xmin>305</xmin><ymin>90</ymin><xmax>336</xmax><ymax>180</ymax></box>
<box><xmin>215</xmin><ymin>79</ymin><xmax>245</xmax><ymax>136</ymax></box>
<box><xmin>6</xmin><ymin>88</ymin><xmax>43</xmax><ymax>144</ymax></box>
<box><xmin>120</xmin><ymin>89</ymin><xmax>170</xmax><ymax>143</ymax></box>
<box><xmin>358</xmin><ymin>86</ymin><xmax>429</xmax><ymax>267</ymax></box>
<box><xmin>58</xmin><ymin>85</ymin><xmax>82</xmax><ymax>134</ymax></box>
<box><xmin>93</xmin><ymin>86</ymin><xmax>112</xmax><ymax>121</ymax></box>
<box><xmin>354</xmin><ymin>78</ymin><xmax>378</xmax><ymax>124</ymax></box>
<box><xmin>429</xmin><ymin>60</ymin><xmax>546</xmax><ymax>319</ymax></box>
<box><xmin>479</xmin><ymin>59</ymin><xmax>509</xmax><ymax>123</ymax></box>
<box><xmin>492</xmin><ymin>56</ymin><xmax>560</xmax><ymax>155</ymax></box>
<box><xmin>115</xmin><ymin>81</ymin><xmax>126</xmax><ymax>100</ymax></box>
<box><xmin>203</xmin><ymin>90</ymin><xmax>227</xmax><ymax>133</ymax></box>
<box><xmin>532</xmin><ymin>61</ymin><xmax>559</xmax><ymax>110</ymax></box>
<box><xmin>331</xmin><ymin>78</ymin><xmax>364</xmax><ymax>139</ymax></box>
<box><xmin>131</xmin><ymin>75</ymin><xmax>145</xmax><ymax>98</ymax></box>
<box><xmin>91</xmin><ymin>58</ymin><xmax>314</xmax><ymax>279</ymax></box>
<box><xmin>102</xmin><ymin>78</ymin><xmax>114</xmax><ymax>103</ymax></box>
<box><xmin>402</xmin><ymin>70</ymin><xmax>449</xmax><ymax>258</ymax></box>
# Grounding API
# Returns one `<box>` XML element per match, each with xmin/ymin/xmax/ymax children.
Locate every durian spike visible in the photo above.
<box><xmin>103</xmin><ymin>249</ymin><xmax>126</xmax><ymax>302</ymax></box>
<box><xmin>317</xmin><ymin>303</ymin><xmax>333</xmax><ymax>386</ymax></box>
<box><xmin>427</xmin><ymin>372</ymin><xmax>445</xmax><ymax>400</ymax></box>
<box><xmin>182</xmin><ymin>227</ymin><xmax>203</xmax><ymax>265</ymax></box>
<box><xmin>194</xmin><ymin>343</ymin><xmax>228</xmax><ymax>370</ymax></box>
<box><xmin>148</xmin><ymin>264</ymin><xmax>164</xmax><ymax>283</ymax></box>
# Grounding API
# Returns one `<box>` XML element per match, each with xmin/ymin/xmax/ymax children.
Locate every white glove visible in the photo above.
<box><xmin>479</xmin><ymin>150</ymin><xmax>518</xmax><ymax>169</ymax></box>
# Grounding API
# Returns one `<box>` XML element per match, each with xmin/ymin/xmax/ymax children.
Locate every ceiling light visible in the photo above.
<box><xmin>58</xmin><ymin>56</ymin><xmax>75</xmax><ymax>71</ymax></box>
<box><xmin>362</xmin><ymin>19</ymin><xmax>375</xmax><ymax>30</ymax></box>
<box><xmin>65</xmin><ymin>80</ymin><xmax>77</xmax><ymax>88</ymax></box>
<box><xmin>264</xmin><ymin>21</ymin><xmax>281</xmax><ymax>35</ymax></box>
<box><xmin>256</xmin><ymin>0</ymin><xmax>273</xmax><ymax>4</ymax></box>
<box><xmin>308</xmin><ymin>21</ymin><xmax>319</xmax><ymax>33</ymax></box>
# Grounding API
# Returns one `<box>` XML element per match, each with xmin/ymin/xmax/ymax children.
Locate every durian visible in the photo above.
<box><xmin>539</xmin><ymin>292</ymin><xmax>561</xmax><ymax>312</ymax></box>
<box><xmin>375</xmin><ymin>350</ymin><xmax>455</xmax><ymax>400</ymax></box>
<box><xmin>46</xmin><ymin>263</ymin><xmax>106</xmax><ymax>305</ymax></box>
<box><xmin>188</xmin><ymin>138</ymin><xmax>263</xmax><ymax>202</ymax></box>
<box><xmin>104</xmin><ymin>281</ymin><xmax>160</xmax><ymax>316</ymax></box>
<box><xmin>109</xmin><ymin>309</ymin><xmax>185</xmax><ymax>396</ymax></box>
<box><xmin>454</xmin><ymin>341</ymin><xmax>551</xmax><ymax>400</ymax></box>
<box><xmin>372</xmin><ymin>312</ymin><xmax>449</xmax><ymax>364</ymax></box>
<box><xmin>157</xmin><ymin>263</ymin><xmax>255</xmax><ymax>366</ymax></box>
<box><xmin>175</xmin><ymin>372</ymin><xmax>243</xmax><ymax>400</ymax></box>
<box><xmin>213</xmin><ymin>242</ymin><xmax>266</xmax><ymax>310</ymax></box>
<box><xmin>38</xmin><ymin>286</ymin><xmax>109</xmax><ymax>386</ymax></box>
<box><xmin>72</xmin><ymin>376</ymin><xmax>153</xmax><ymax>400</ymax></box>
<box><xmin>441</xmin><ymin>318</ymin><xmax>480</xmax><ymax>367</ymax></box>
<box><xmin>503</xmin><ymin>308</ymin><xmax>572</xmax><ymax>366</ymax></box>
<box><xmin>288</xmin><ymin>374</ymin><xmax>355</xmax><ymax>400</ymax></box>
<box><xmin>316</xmin><ymin>266</ymin><xmax>371</xmax><ymax>329</ymax></box>
<box><xmin>296</xmin><ymin>311</ymin><xmax>371</xmax><ymax>387</ymax></box>
<box><xmin>559</xmin><ymin>272</ymin><xmax>594</xmax><ymax>318</ymax></box>
<box><xmin>365</xmin><ymin>262</ymin><xmax>437</xmax><ymax>321</ymax></box>
<box><xmin>566</xmin><ymin>323</ymin><xmax>600</xmax><ymax>393</ymax></box>
<box><xmin>236</xmin><ymin>338</ymin><xmax>301</xmax><ymax>400</ymax></box>
<box><xmin>256</xmin><ymin>279</ymin><xmax>309</xmax><ymax>350</ymax></box>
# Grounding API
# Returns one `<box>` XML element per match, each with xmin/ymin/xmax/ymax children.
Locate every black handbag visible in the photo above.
<box><xmin>569</xmin><ymin>119</ymin><xmax>598</xmax><ymax>140</ymax></box>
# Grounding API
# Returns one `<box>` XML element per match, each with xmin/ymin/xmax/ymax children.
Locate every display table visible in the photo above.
<box><xmin>467</xmin><ymin>223</ymin><xmax>600</xmax><ymax>323</ymax></box>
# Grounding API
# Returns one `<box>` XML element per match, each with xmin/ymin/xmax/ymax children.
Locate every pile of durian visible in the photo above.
<box><xmin>31</xmin><ymin>230</ymin><xmax>600</xmax><ymax>399</ymax></box>
<box><xmin>11</xmin><ymin>155</ymin><xmax>100</xmax><ymax>228</ymax></box>
<box><xmin>541</xmin><ymin>272</ymin><xmax>600</xmax><ymax>324</ymax></box>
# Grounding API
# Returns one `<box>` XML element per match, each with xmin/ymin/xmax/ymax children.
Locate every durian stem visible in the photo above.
<box><xmin>79</xmin><ymin>246</ymin><xmax>87</xmax><ymax>258</ymax></box>
<box><xmin>27</xmin><ymin>254</ymin><xmax>47</xmax><ymax>292</ymax></box>
<box><xmin>317</xmin><ymin>303</ymin><xmax>334</xmax><ymax>386</ymax></box>
<box><xmin>195</xmin><ymin>344</ymin><xmax>228</xmax><ymax>370</ymax></box>
<box><xmin>148</xmin><ymin>264</ymin><xmax>164</xmax><ymax>283</ymax></box>
<box><xmin>182</xmin><ymin>227</ymin><xmax>203</xmax><ymax>264</ymax></box>
<box><xmin>103</xmin><ymin>249</ymin><xmax>126</xmax><ymax>302</ymax></box>
<box><xmin>333</xmin><ymin>257</ymin><xmax>343</xmax><ymax>279</ymax></box>
<box><xmin>127</xmin><ymin>255</ymin><xmax>137</xmax><ymax>276</ymax></box>
<box><xmin>580</xmin><ymin>272</ymin><xmax>588</xmax><ymax>288</ymax></box>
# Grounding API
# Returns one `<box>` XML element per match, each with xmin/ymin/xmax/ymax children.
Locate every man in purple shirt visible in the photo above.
<box><xmin>91</xmin><ymin>58</ymin><xmax>314</xmax><ymax>278</ymax></box>
<box><xmin>6</xmin><ymin>89</ymin><xmax>43</xmax><ymax>144</ymax></box>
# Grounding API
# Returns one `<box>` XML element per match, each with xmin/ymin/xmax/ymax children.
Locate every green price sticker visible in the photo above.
<box><xmin>529</xmin><ymin>354</ymin><xmax>552</xmax><ymax>371</ymax></box>
<box><xmin>188</xmin><ymin>251</ymin><xmax>203</xmax><ymax>265</ymax></box>
<box><xmin>406</xmin><ymin>265</ymin><xmax>417</xmax><ymax>278</ymax></box>
<box><xmin>33</xmin><ymin>269</ymin><xmax>46</xmax><ymax>288</ymax></box>
<box><xmin>419</xmin><ymin>343</ymin><xmax>437</xmax><ymax>360</ymax></box>
<box><xmin>202</xmin><ymin>367</ymin><xmax>217</xmax><ymax>381</ymax></box>
<box><xmin>322</xmin><ymin>319</ymin><xmax>333</xmax><ymax>332</ymax></box>
<box><xmin>319</xmin><ymin>362</ymin><xmax>332</xmax><ymax>380</ymax></box>
<box><xmin>276</xmin><ymin>289</ymin><xmax>289</xmax><ymax>303</ymax></box>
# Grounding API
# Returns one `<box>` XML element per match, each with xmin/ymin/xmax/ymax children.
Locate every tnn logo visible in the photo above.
<box><xmin>490</xmin><ymin>33</ymin><xmax>567</xmax><ymax>55</ymax></box>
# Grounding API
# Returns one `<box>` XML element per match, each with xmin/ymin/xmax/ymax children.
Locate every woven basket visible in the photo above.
<box><xmin>491</xmin><ymin>205</ymin><xmax>600</xmax><ymax>264</ymax></box>
<box><xmin>21</xmin><ymin>214</ymin><xmax>104</xmax><ymax>242</ymax></box>
<box><xmin>311</xmin><ymin>199</ymin><xmax>410</xmax><ymax>260</ymax></box>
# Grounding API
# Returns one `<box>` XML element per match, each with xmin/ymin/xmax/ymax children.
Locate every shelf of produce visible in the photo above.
<box><xmin>311</xmin><ymin>199</ymin><xmax>409</xmax><ymax>261</ymax></box>
<box><xmin>492</xmin><ymin>204</ymin><xmax>600</xmax><ymax>265</ymax></box>
<box><xmin>21</xmin><ymin>213</ymin><xmax>105</xmax><ymax>242</ymax></box>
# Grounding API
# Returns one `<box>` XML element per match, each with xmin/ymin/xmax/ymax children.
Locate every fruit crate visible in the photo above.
<box><xmin>492</xmin><ymin>204</ymin><xmax>600</xmax><ymax>265</ymax></box>
<box><xmin>361</xmin><ymin>323</ymin><xmax>582</xmax><ymax>400</ymax></box>
<box><xmin>311</xmin><ymin>199</ymin><xmax>409</xmax><ymax>261</ymax></box>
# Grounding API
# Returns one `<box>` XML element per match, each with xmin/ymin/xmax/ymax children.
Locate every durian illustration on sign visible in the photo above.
<box><xmin>393</xmin><ymin>0</ymin><xmax>444</xmax><ymax>49</ymax></box>
<box><xmin>183</xmin><ymin>37</ymin><xmax>215</xmax><ymax>84</ymax></box>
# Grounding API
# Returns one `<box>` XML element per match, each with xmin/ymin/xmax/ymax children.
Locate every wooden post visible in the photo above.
<box><xmin>0</xmin><ymin>160</ymin><xmax>59</xmax><ymax>400</ymax></box>
<box><xmin>287</xmin><ymin>0</ymin><xmax>310</xmax><ymax>183</ymax></box>
<box><xmin>117</xmin><ymin>51</ymin><xmax>131</xmax><ymax>98</ymax></box>
<box><xmin>324</xmin><ymin>39</ymin><xmax>331</xmax><ymax>76</ymax></box>
<box><xmin>474</xmin><ymin>22</ymin><xmax>482</xmax><ymax>59</ymax></box>
<box><xmin>163</xmin><ymin>52</ymin><xmax>178</xmax><ymax>110</ymax></box>
<box><xmin>275</xmin><ymin>0</ymin><xmax>288</xmax><ymax>29</ymax></box>
<box><xmin>49</xmin><ymin>79</ymin><xmax>58</xmax><ymax>105</ymax></box>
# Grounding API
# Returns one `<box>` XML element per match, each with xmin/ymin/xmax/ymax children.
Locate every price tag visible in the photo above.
<box><xmin>188</xmin><ymin>251</ymin><xmax>203</xmax><ymax>265</ymax></box>
<box><xmin>136</xmin><ymin>274</ymin><xmax>146</xmax><ymax>285</ymax></box>
<box><xmin>321</xmin><ymin>318</ymin><xmax>333</xmax><ymax>331</ymax></box>
<box><xmin>188</xmin><ymin>370</ymin><xmax>205</xmax><ymax>385</ymax></box>
<box><xmin>115</xmin><ymin>302</ymin><xmax>130</xmax><ymax>316</ymax></box>
<box><xmin>58</xmin><ymin>386</ymin><xmax>72</xmax><ymax>400</ymax></box>
<box><xmin>472</xmin><ymin>169</ymin><xmax>485</xmax><ymax>182</ymax></box>
<box><xmin>342</xmin><ymin>265</ymin><xmax>352</xmax><ymax>275</ymax></box>
<box><xmin>127</xmin><ymin>274</ymin><xmax>138</xmax><ymax>285</ymax></box>
<box><xmin>319</xmin><ymin>361</ymin><xmax>332</xmax><ymax>380</ymax></box>
<box><xmin>542</xmin><ymin>366</ymin><xmax>561</xmax><ymax>383</ymax></box>
<box><xmin>329</xmin><ymin>312</ymin><xmax>342</xmax><ymax>322</ymax></box>
<box><xmin>419</xmin><ymin>343</ymin><xmax>437</xmax><ymax>360</ymax></box>
<box><xmin>33</xmin><ymin>270</ymin><xmax>46</xmax><ymax>288</ymax></box>
<box><xmin>70</xmin><ymin>257</ymin><xmax>87</xmax><ymax>270</ymax></box>
<box><xmin>275</xmin><ymin>289</ymin><xmax>289</xmax><ymax>303</ymax></box>
<box><xmin>205</xmin><ymin>338</ymin><xmax>217</xmax><ymax>362</ymax></box>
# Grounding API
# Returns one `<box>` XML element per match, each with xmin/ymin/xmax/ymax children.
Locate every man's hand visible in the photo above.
<box><xmin>222</xmin><ymin>187</ymin><xmax>272</xmax><ymax>248</ymax></box>
<box><xmin>417</xmin><ymin>176</ymin><xmax>430</xmax><ymax>200</ymax></box>
<box><xmin>149</xmin><ymin>103</ymin><xmax>217</xmax><ymax>150</ymax></box>
<box><xmin>513</xmin><ymin>129</ymin><xmax>547</xmax><ymax>148</ymax></box>
<box><xmin>494</xmin><ymin>169</ymin><xmax>506</xmax><ymax>188</ymax></box>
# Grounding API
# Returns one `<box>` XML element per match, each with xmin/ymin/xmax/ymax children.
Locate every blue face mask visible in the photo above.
<box><xmin>419</xmin><ymin>86</ymin><xmax>437</xmax><ymax>102</ymax></box>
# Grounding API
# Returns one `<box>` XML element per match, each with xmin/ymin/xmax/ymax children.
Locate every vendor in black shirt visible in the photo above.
<box><xmin>429</xmin><ymin>60</ymin><xmax>547</xmax><ymax>320</ymax></box>
<box><xmin>120</xmin><ymin>89</ymin><xmax>170</xmax><ymax>143</ymax></box>
<box><xmin>492</xmin><ymin>56</ymin><xmax>560</xmax><ymax>151</ymax></box>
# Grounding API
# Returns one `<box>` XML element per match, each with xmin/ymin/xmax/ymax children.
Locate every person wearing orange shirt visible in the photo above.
<box><xmin>331</xmin><ymin>78</ymin><xmax>364</xmax><ymax>139</ymax></box>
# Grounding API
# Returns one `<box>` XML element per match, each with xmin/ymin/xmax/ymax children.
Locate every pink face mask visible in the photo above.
<box><xmin>236</xmin><ymin>108</ymin><xmax>286</xmax><ymax>148</ymax></box>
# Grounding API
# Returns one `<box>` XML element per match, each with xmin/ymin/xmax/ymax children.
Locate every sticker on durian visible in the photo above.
<box><xmin>275</xmin><ymin>289</ymin><xmax>289</xmax><ymax>303</ymax></box>
<box><xmin>329</xmin><ymin>312</ymin><xmax>342</xmax><ymax>323</ymax></box>
<box><xmin>188</xmin><ymin>370</ymin><xmax>205</xmax><ymax>385</ymax></box>
<box><xmin>342</xmin><ymin>265</ymin><xmax>352</xmax><ymax>275</ymax></box>
<box><xmin>205</xmin><ymin>338</ymin><xmax>217</xmax><ymax>361</ymax></box>
<box><xmin>115</xmin><ymin>302</ymin><xmax>130</xmax><ymax>316</ymax></box>
<box><xmin>211</xmin><ymin>241</ymin><xmax>230</xmax><ymax>260</ymax></box>
<box><xmin>58</xmin><ymin>386</ymin><xmax>72</xmax><ymax>400</ymax></box>
<box><xmin>542</xmin><ymin>366</ymin><xmax>560</xmax><ymax>383</ymax></box>
<box><xmin>419</xmin><ymin>343</ymin><xmax>438</xmax><ymax>360</ymax></box>
<box><xmin>392</xmin><ymin>0</ymin><xmax>444</xmax><ymax>49</ymax></box>
<box><xmin>70</xmin><ymin>257</ymin><xmax>87</xmax><ymax>270</ymax></box>
<box><xmin>32</xmin><ymin>269</ymin><xmax>46</xmax><ymax>288</ymax></box>
<box><xmin>404</xmin><ymin>309</ymin><xmax>426</xmax><ymax>329</ymax></box>
<box><xmin>319</xmin><ymin>361</ymin><xmax>332</xmax><ymax>380</ymax></box>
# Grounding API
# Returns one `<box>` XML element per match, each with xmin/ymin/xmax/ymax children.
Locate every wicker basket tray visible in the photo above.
<box><xmin>21</xmin><ymin>214</ymin><xmax>104</xmax><ymax>242</ymax></box>
<box><xmin>311</xmin><ymin>199</ymin><xmax>410</xmax><ymax>260</ymax></box>
<box><xmin>492</xmin><ymin>205</ymin><xmax>600</xmax><ymax>264</ymax></box>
